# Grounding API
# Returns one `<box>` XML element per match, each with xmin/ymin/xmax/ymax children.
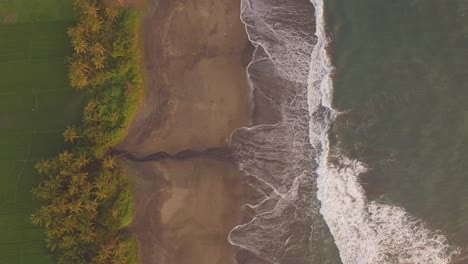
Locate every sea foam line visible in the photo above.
<box><xmin>307</xmin><ymin>0</ymin><xmax>460</xmax><ymax>263</ymax></box>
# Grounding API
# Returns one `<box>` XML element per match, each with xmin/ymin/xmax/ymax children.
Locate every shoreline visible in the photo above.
<box><xmin>119</xmin><ymin>0</ymin><xmax>253</xmax><ymax>263</ymax></box>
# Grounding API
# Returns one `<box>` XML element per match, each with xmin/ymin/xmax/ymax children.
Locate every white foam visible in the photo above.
<box><xmin>307</xmin><ymin>0</ymin><xmax>461</xmax><ymax>263</ymax></box>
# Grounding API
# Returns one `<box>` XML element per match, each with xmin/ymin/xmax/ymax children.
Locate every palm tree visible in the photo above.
<box><xmin>68</xmin><ymin>200</ymin><xmax>83</xmax><ymax>214</ymax></box>
<box><xmin>76</xmin><ymin>154</ymin><xmax>90</xmax><ymax>169</ymax></box>
<box><xmin>82</xmin><ymin>2</ymin><xmax>99</xmax><ymax>18</ymax></box>
<box><xmin>84</xmin><ymin>199</ymin><xmax>98</xmax><ymax>213</ymax></box>
<box><xmin>67</xmin><ymin>184</ymin><xmax>79</xmax><ymax>196</ymax></box>
<box><xmin>71</xmin><ymin>38</ymin><xmax>88</xmax><ymax>54</ymax></box>
<box><xmin>63</xmin><ymin>126</ymin><xmax>79</xmax><ymax>143</ymax></box>
<box><xmin>67</xmin><ymin>26</ymin><xmax>84</xmax><ymax>39</ymax></box>
<box><xmin>70</xmin><ymin>60</ymin><xmax>90</xmax><ymax>75</ymax></box>
<box><xmin>94</xmin><ymin>185</ymin><xmax>109</xmax><ymax>200</ymax></box>
<box><xmin>105</xmin><ymin>7</ymin><xmax>119</xmax><ymax>22</ymax></box>
<box><xmin>84</xmin><ymin>99</ymin><xmax>103</xmax><ymax>122</ymax></box>
<box><xmin>69</xmin><ymin>71</ymin><xmax>89</xmax><ymax>89</ymax></box>
<box><xmin>72</xmin><ymin>172</ymin><xmax>88</xmax><ymax>186</ymax></box>
<box><xmin>111</xmin><ymin>208</ymin><xmax>120</xmax><ymax>218</ymax></box>
<box><xmin>58</xmin><ymin>150</ymin><xmax>74</xmax><ymax>164</ymax></box>
<box><xmin>30</xmin><ymin>212</ymin><xmax>44</xmax><ymax>226</ymax></box>
<box><xmin>96</xmin><ymin>239</ymin><xmax>118</xmax><ymax>263</ymax></box>
<box><xmin>34</xmin><ymin>159</ymin><xmax>51</xmax><ymax>174</ymax></box>
<box><xmin>91</xmin><ymin>42</ymin><xmax>105</xmax><ymax>56</ymax></box>
<box><xmin>60</xmin><ymin>235</ymin><xmax>78</xmax><ymax>249</ymax></box>
<box><xmin>92</xmin><ymin>54</ymin><xmax>105</xmax><ymax>69</ymax></box>
<box><xmin>102</xmin><ymin>156</ymin><xmax>116</xmax><ymax>169</ymax></box>
<box><xmin>90</xmin><ymin>18</ymin><xmax>103</xmax><ymax>33</ymax></box>
<box><xmin>112</xmin><ymin>241</ymin><xmax>128</xmax><ymax>264</ymax></box>
<box><xmin>69</xmin><ymin>60</ymin><xmax>90</xmax><ymax>88</ymax></box>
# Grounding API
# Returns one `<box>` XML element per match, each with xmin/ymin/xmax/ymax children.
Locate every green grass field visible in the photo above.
<box><xmin>0</xmin><ymin>2</ymin><xmax>83</xmax><ymax>263</ymax></box>
<box><xmin>0</xmin><ymin>0</ymin><xmax>74</xmax><ymax>23</ymax></box>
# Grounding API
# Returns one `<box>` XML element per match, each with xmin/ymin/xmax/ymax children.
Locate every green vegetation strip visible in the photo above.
<box><xmin>30</xmin><ymin>0</ymin><xmax>143</xmax><ymax>263</ymax></box>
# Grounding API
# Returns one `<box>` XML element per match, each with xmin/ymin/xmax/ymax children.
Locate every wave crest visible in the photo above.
<box><xmin>316</xmin><ymin>156</ymin><xmax>460</xmax><ymax>264</ymax></box>
<box><xmin>308</xmin><ymin>0</ymin><xmax>461</xmax><ymax>263</ymax></box>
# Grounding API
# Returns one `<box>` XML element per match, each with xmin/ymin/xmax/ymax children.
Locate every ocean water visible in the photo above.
<box><xmin>323</xmin><ymin>0</ymin><xmax>468</xmax><ymax>263</ymax></box>
<box><xmin>231</xmin><ymin>0</ymin><xmax>467</xmax><ymax>263</ymax></box>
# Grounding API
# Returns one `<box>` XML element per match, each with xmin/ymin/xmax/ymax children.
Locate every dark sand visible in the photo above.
<box><xmin>115</xmin><ymin>0</ymin><xmax>252</xmax><ymax>263</ymax></box>
<box><xmin>125</xmin><ymin>159</ymin><xmax>245</xmax><ymax>264</ymax></box>
<box><xmin>117</xmin><ymin>0</ymin><xmax>251</xmax><ymax>156</ymax></box>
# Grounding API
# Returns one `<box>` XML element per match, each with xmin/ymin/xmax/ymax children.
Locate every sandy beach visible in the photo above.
<box><xmin>116</xmin><ymin>0</ymin><xmax>252</xmax><ymax>263</ymax></box>
<box><xmin>125</xmin><ymin>159</ymin><xmax>245</xmax><ymax>264</ymax></box>
<box><xmin>117</xmin><ymin>0</ymin><xmax>251</xmax><ymax>156</ymax></box>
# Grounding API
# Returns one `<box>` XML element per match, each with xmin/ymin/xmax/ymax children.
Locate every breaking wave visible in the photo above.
<box><xmin>309</xmin><ymin>0</ymin><xmax>461</xmax><ymax>263</ymax></box>
<box><xmin>229</xmin><ymin>0</ymin><xmax>339</xmax><ymax>263</ymax></box>
<box><xmin>230</xmin><ymin>0</ymin><xmax>460</xmax><ymax>263</ymax></box>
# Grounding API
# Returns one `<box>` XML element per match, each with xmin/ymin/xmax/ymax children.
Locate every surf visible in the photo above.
<box><xmin>228</xmin><ymin>0</ymin><xmax>340</xmax><ymax>263</ymax></box>
<box><xmin>308</xmin><ymin>0</ymin><xmax>461</xmax><ymax>263</ymax></box>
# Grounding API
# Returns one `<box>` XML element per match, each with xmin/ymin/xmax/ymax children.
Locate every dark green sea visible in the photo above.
<box><xmin>321</xmin><ymin>0</ymin><xmax>468</xmax><ymax>262</ymax></box>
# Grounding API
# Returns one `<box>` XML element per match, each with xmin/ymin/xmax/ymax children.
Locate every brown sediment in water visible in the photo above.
<box><xmin>116</xmin><ymin>0</ymin><xmax>252</xmax><ymax>263</ymax></box>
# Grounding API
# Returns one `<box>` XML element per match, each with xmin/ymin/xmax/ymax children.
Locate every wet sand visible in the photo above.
<box><xmin>115</xmin><ymin>0</ymin><xmax>252</xmax><ymax>263</ymax></box>
<box><xmin>117</xmin><ymin>0</ymin><xmax>251</xmax><ymax>156</ymax></box>
<box><xmin>125</xmin><ymin>159</ymin><xmax>245</xmax><ymax>264</ymax></box>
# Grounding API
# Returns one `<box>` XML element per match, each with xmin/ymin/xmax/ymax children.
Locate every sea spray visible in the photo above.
<box><xmin>308</xmin><ymin>0</ymin><xmax>461</xmax><ymax>263</ymax></box>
